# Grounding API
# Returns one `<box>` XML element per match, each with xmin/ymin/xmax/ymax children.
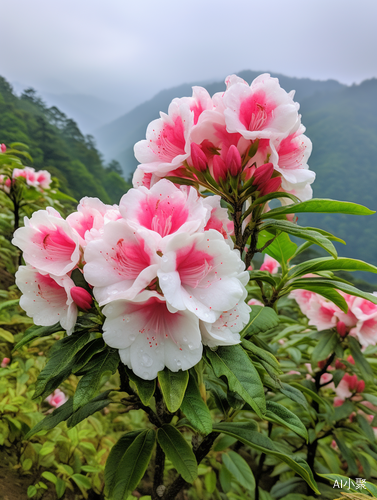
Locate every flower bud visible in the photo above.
<box><xmin>252</xmin><ymin>163</ymin><xmax>274</xmax><ymax>185</ymax></box>
<box><xmin>259</xmin><ymin>176</ymin><xmax>282</xmax><ymax>196</ymax></box>
<box><xmin>347</xmin><ymin>355</ymin><xmax>355</xmax><ymax>365</ymax></box>
<box><xmin>1</xmin><ymin>357</ymin><xmax>10</xmax><ymax>368</ymax></box>
<box><xmin>0</xmin><ymin>144</ymin><xmax>6</xmax><ymax>153</ymax></box>
<box><xmin>70</xmin><ymin>286</ymin><xmax>93</xmax><ymax>311</ymax></box>
<box><xmin>190</xmin><ymin>143</ymin><xmax>207</xmax><ymax>172</ymax></box>
<box><xmin>336</xmin><ymin>321</ymin><xmax>347</xmax><ymax>337</ymax></box>
<box><xmin>212</xmin><ymin>155</ymin><xmax>228</xmax><ymax>182</ymax></box>
<box><xmin>356</xmin><ymin>380</ymin><xmax>365</xmax><ymax>393</ymax></box>
<box><xmin>226</xmin><ymin>145</ymin><xmax>242</xmax><ymax>177</ymax></box>
<box><xmin>335</xmin><ymin>359</ymin><xmax>346</xmax><ymax>370</ymax></box>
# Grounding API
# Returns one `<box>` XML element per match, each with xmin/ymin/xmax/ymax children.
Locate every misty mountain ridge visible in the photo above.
<box><xmin>92</xmin><ymin>71</ymin><xmax>377</xmax><ymax>277</ymax></box>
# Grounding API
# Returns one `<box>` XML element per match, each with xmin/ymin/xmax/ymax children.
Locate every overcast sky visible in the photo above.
<box><xmin>1</xmin><ymin>0</ymin><xmax>377</xmax><ymax>112</ymax></box>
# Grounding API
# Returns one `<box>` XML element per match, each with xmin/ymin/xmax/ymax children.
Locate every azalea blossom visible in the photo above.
<box><xmin>260</xmin><ymin>254</ymin><xmax>280</xmax><ymax>274</ymax></box>
<box><xmin>12</xmin><ymin>209</ymin><xmax>81</xmax><ymax>276</ymax></box>
<box><xmin>102</xmin><ymin>291</ymin><xmax>202</xmax><ymax>380</ymax></box>
<box><xmin>15</xmin><ymin>265</ymin><xmax>78</xmax><ymax>335</ymax></box>
<box><xmin>45</xmin><ymin>389</ymin><xmax>68</xmax><ymax>408</ymax></box>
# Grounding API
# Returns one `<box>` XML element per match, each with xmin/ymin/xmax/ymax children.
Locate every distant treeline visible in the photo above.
<box><xmin>0</xmin><ymin>77</ymin><xmax>131</xmax><ymax>205</ymax></box>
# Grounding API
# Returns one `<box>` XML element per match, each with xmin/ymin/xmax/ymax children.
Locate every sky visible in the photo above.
<box><xmin>1</xmin><ymin>0</ymin><xmax>377</xmax><ymax>114</ymax></box>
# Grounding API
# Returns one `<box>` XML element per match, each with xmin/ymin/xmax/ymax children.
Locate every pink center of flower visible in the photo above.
<box><xmin>176</xmin><ymin>247</ymin><xmax>214</xmax><ymax>288</ymax></box>
<box><xmin>137</xmin><ymin>196</ymin><xmax>189</xmax><ymax>237</ymax></box>
<box><xmin>239</xmin><ymin>91</ymin><xmax>275</xmax><ymax>132</ymax></box>
<box><xmin>111</xmin><ymin>238</ymin><xmax>151</xmax><ymax>279</ymax></box>
<box><xmin>359</xmin><ymin>300</ymin><xmax>377</xmax><ymax>316</ymax></box>
<box><xmin>152</xmin><ymin>116</ymin><xmax>186</xmax><ymax>162</ymax></box>
<box><xmin>34</xmin><ymin>273</ymin><xmax>67</xmax><ymax>306</ymax></box>
<box><xmin>127</xmin><ymin>297</ymin><xmax>181</xmax><ymax>347</ymax></box>
<box><xmin>33</xmin><ymin>226</ymin><xmax>76</xmax><ymax>262</ymax></box>
<box><xmin>190</xmin><ymin>102</ymin><xmax>204</xmax><ymax>125</ymax></box>
<box><xmin>277</xmin><ymin>134</ymin><xmax>306</xmax><ymax>170</ymax></box>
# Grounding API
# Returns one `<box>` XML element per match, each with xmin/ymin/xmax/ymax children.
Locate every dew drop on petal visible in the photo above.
<box><xmin>129</xmin><ymin>335</ymin><xmax>135</xmax><ymax>342</ymax></box>
<box><xmin>188</xmin><ymin>344</ymin><xmax>194</xmax><ymax>350</ymax></box>
<box><xmin>141</xmin><ymin>354</ymin><xmax>153</xmax><ymax>367</ymax></box>
<box><xmin>162</xmin><ymin>275</ymin><xmax>168</xmax><ymax>281</ymax></box>
<box><xmin>177</xmin><ymin>360</ymin><xmax>182</xmax><ymax>367</ymax></box>
<box><xmin>125</xmin><ymin>316</ymin><xmax>131</xmax><ymax>323</ymax></box>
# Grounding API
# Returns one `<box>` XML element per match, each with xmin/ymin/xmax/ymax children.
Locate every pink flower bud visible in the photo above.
<box><xmin>252</xmin><ymin>163</ymin><xmax>274</xmax><ymax>185</ymax></box>
<box><xmin>335</xmin><ymin>359</ymin><xmax>346</xmax><ymax>370</ymax></box>
<box><xmin>259</xmin><ymin>176</ymin><xmax>282</xmax><ymax>196</ymax></box>
<box><xmin>190</xmin><ymin>143</ymin><xmax>207</xmax><ymax>172</ymax></box>
<box><xmin>70</xmin><ymin>286</ymin><xmax>93</xmax><ymax>311</ymax></box>
<box><xmin>347</xmin><ymin>355</ymin><xmax>355</xmax><ymax>365</ymax></box>
<box><xmin>1</xmin><ymin>357</ymin><xmax>10</xmax><ymax>368</ymax></box>
<box><xmin>226</xmin><ymin>145</ymin><xmax>242</xmax><ymax>177</ymax></box>
<box><xmin>0</xmin><ymin>144</ymin><xmax>6</xmax><ymax>153</ymax></box>
<box><xmin>357</xmin><ymin>380</ymin><xmax>365</xmax><ymax>393</ymax></box>
<box><xmin>212</xmin><ymin>155</ymin><xmax>228</xmax><ymax>182</ymax></box>
<box><xmin>317</xmin><ymin>359</ymin><xmax>327</xmax><ymax>369</ymax></box>
<box><xmin>337</xmin><ymin>321</ymin><xmax>347</xmax><ymax>337</ymax></box>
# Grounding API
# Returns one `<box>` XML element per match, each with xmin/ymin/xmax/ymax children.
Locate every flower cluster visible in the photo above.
<box><xmin>133</xmin><ymin>73</ymin><xmax>314</xmax><ymax>202</ymax></box>
<box><xmin>291</xmin><ymin>289</ymin><xmax>377</xmax><ymax>347</ymax></box>
<box><xmin>13</xmin><ymin>180</ymin><xmax>250</xmax><ymax>379</ymax></box>
<box><xmin>0</xmin><ymin>166</ymin><xmax>52</xmax><ymax>193</ymax></box>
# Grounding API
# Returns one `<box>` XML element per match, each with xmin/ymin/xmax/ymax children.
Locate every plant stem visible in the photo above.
<box><xmin>152</xmin><ymin>443</ymin><xmax>166</xmax><ymax>500</ymax></box>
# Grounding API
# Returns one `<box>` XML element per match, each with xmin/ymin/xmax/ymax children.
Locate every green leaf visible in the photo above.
<box><xmin>222</xmin><ymin>450</ymin><xmax>255</xmax><ymax>490</ymax></box>
<box><xmin>71</xmin><ymin>338</ymin><xmax>106</xmax><ymax>374</ymax></box>
<box><xmin>348</xmin><ymin>336</ymin><xmax>374</xmax><ymax>382</ymax></box>
<box><xmin>34</xmin><ymin>332</ymin><xmax>91</xmax><ymax>400</ymax></box>
<box><xmin>55</xmin><ymin>478</ymin><xmax>66</xmax><ymax>499</ymax></box>
<box><xmin>41</xmin><ymin>472</ymin><xmax>57</xmax><ymax>484</ymax></box>
<box><xmin>265</xmin><ymin>401</ymin><xmax>308</xmax><ymax>441</ymax></box>
<box><xmin>289</xmin><ymin>256</ymin><xmax>377</xmax><ymax>279</ymax></box>
<box><xmin>260</xmin><ymin>198</ymin><xmax>375</xmax><ymax>217</ymax></box>
<box><xmin>70</xmin><ymin>474</ymin><xmax>91</xmax><ymax>490</ymax></box>
<box><xmin>0</xmin><ymin>298</ymin><xmax>19</xmax><ymax>312</ymax></box>
<box><xmin>241</xmin><ymin>306</ymin><xmax>279</xmax><ymax>338</ymax></box>
<box><xmin>105</xmin><ymin>430</ymin><xmax>144</xmax><ymax>497</ymax></box>
<box><xmin>13</xmin><ymin>323</ymin><xmax>62</xmax><ymax>351</ymax></box>
<box><xmin>25</xmin><ymin>398</ymin><xmax>75</xmax><ymax>439</ymax></box>
<box><xmin>288</xmin><ymin>281</ymin><xmax>349</xmax><ymax>312</ymax></box>
<box><xmin>27</xmin><ymin>485</ymin><xmax>37</xmax><ymax>498</ymax></box>
<box><xmin>248</xmin><ymin>270</ymin><xmax>277</xmax><ymax>287</ymax></box>
<box><xmin>279</xmin><ymin>383</ymin><xmax>308</xmax><ymax>408</ymax></box>
<box><xmin>180</xmin><ymin>375</ymin><xmax>212</xmax><ymax>435</ymax></box>
<box><xmin>260</xmin><ymin>220</ymin><xmax>338</xmax><ymax>258</ymax></box>
<box><xmin>0</xmin><ymin>328</ymin><xmax>14</xmax><ymax>343</ymax></box>
<box><xmin>288</xmin><ymin>278</ymin><xmax>377</xmax><ymax>308</ymax></box>
<box><xmin>205</xmin><ymin>345</ymin><xmax>266</xmax><ymax>417</ymax></box>
<box><xmin>290</xmin><ymin>382</ymin><xmax>327</xmax><ymax>408</ymax></box>
<box><xmin>126</xmin><ymin>367</ymin><xmax>156</xmax><ymax>406</ymax></box>
<box><xmin>157</xmin><ymin>424</ymin><xmax>197</xmax><ymax>483</ymax></box>
<box><xmin>67</xmin><ymin>390</ymin><xmax>113</xmax><ymax>428</ymax></box>
<box><xmin>212</xmin><ymin>422</ymin><xmax>319</xmax><ymax>493</ymax></box>
<box><xmin>311</xmin><ymin>331</ymin><xmax>338</xmax><ymax>364</ymax></box>
<box><xmin>317</xmin><ymin>473</ymin><xmax>358</xmax><ymax>492</ymax></box>
<box><xmin>73</xmin><ymin>348</ymin><xmax>119</xmax><ymax>411</ymax></box>
<box><xmin>356</xmin><ymin>414</ymin><xmax>375</xmax><ymax>442</ymax></box>
<box><xmin>111</xmin><ymin>430</ymin><xmax>155</xmax><ymax>500</ymax></box>
<box><xmin>257</xmin><ymin>230</ymin><xmax>297</xmax><ymax>265</ymax></box>
<box><xmin>158</xmin><ymin>369</ymin><xmax>189</xmax><ymax>413</ymax></box>
<box><xmin>242</xmin><ymin>339</ymin><xmax>282</xmax><ymax>376</ymax></box>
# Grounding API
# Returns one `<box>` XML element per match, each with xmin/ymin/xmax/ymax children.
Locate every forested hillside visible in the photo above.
<box><xmin>95</xmin><ymin>72</ymin><xmax>377</xmax><ymax>279</ymax></box>
<box><xmin>0</xmin><ymin>77</ymin><xmax>131</xmax><ymax>205</ymax></box>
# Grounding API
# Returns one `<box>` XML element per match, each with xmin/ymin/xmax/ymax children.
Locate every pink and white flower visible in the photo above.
<box><xmin>157</xmin><ymin>230</ymin><xmax>247</xmax><ymax>322</ymax></box>
<box><xmin>134</xmin><ymin>98</ymin><xmax>194</xmax><ymax>175</ymax></box>
<box><xmin>223</xmin><ymin>74</ymin><xmax>299</xmax><ymax>141</ymax></box>
<box><xmin>83</xmin><ymin>220</ymin><xmax>160</xmax><ymax>305</ymax></box>
<box><xmin>45</xmin><ymin>389</ymin><xmax>68</xmax><ymax>408</ymax></box>
<box><xmin>119</xmin><ymin>180</ymin><xmax>210</xmax><ymax>238</ymax></box>
<box><xmin>67</xmin><ymin>197</ymin><xmax>121</xmax><ymax>245</ymax></box>
<box><xmin>15</xmin><ymin>266</ymin><xmax>78</xmax><ymax>335</ymax></box>
<box><xmin>260</xmin><ymin>254</ymin><xmax>280</xmax><ymax>274</ymax></box>
<box><xmin>102</xmin><ymin>291</ymin><xmax>202</xmax><ymax>380</ymax></box>
<box><xmin>12</xmin><ymin>209</ymin><xmax>81</xmax><ymax>276</ymax></box>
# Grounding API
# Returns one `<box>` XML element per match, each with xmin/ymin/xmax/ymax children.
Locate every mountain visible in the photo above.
<box><xmin>0</xmin><ymin>77</ymin><xmax>131</xmax><ymax>204</ymax></box>
<box><xmin>93</xmin><ymin>72</ymin><xmax>377</xmax><ymax>278</ymax></box>
<box><xmin>94</xmin><ymin>70</ymin><xmax>345</xmax><ymax>177</ymax></box>
<box><xmin>11</xmin><ymin>81</ymin><xmax>126</xmax><ymax>134</ymax></box>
